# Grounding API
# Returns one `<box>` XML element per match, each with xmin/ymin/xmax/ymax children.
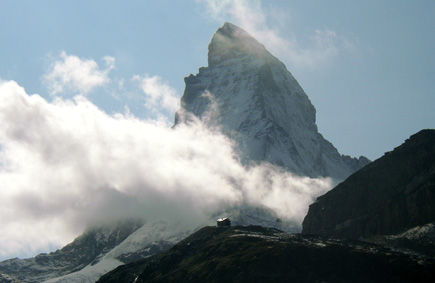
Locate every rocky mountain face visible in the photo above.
<box><xmin>97</xmin><ymin>225</ymin><xmax>435</xmax><ymax>283</ymax></box>
<box><xmin>175</xmin><ymin>22</ymin><xmax>369</xmax><ymax>180</ymax></box>
<box><xmin>0</xmin><ymin>219</ymin><xmax>194</xmax><ymax>283</ymax></box>
<box><xmin>46</xmin><ymin>220</ymin><xmax>193</xmax><ymax>283</ymax></box>
<box><xmin>0</xmin><ymin>219</ymin><xmax>143</xmax><ymax>283</ymax></box>
<box><xmin>302</xmin><ymin>129</ymin><xmax>435</xmax><ymax>239</ymax></box>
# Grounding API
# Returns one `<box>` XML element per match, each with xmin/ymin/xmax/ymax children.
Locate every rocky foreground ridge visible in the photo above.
<box><xmin>97</xmin><ymin>225</ymin><xmax>435</xmax><ymax>283</ymax></box>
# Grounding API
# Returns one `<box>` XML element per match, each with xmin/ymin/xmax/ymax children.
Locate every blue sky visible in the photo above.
<box><xmin>0</xmin><ymin>0</ymin><xmax>434</xmax><ymax>260</ymax></box>
<box><xmin>1</xmin><ymin>0</ymin><xmax>434</xmax><ymax>159</ymax></box>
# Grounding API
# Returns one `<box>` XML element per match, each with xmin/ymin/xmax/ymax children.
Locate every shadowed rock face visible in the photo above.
<box><xmin>302</xmin><ymin>129</ymin><xmax>435</xmax><ymax>239</ymax></box>
<box><xmin>176</xmin><ymin>22</ymin><xmax>369</xmax><ymax>180</ymax></box>
<box><xmin>97</xmin><ymin>226</ymin><xmax>435</xmax><ymax>283</ymax></box>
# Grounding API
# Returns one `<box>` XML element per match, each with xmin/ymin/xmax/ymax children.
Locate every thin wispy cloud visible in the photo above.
<box><xmin>0</xmin><ymin>78</ymin><xmax>331</xmax><ymax>260</ymax></box>
<box><xmin>133</xmin><ymin>74</ymin><xmax>180</xmax><ymax>114</ymax></box>
<box><xmin>43</xmin><ymin>51</ymin><xmax>115</xmax><ymax>96</ymax></box>
<box><xmin>197</xmin><ymin>0</ymin><xmax>356</xmax><ymax>69</ymax></box>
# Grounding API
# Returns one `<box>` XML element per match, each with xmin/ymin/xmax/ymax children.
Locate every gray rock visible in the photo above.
<box><xmin>0</xmin><ymin>219</ymin><xmax>143</xmax><ymax>283</ymax></box>
<box><xmin>97</xmin><ymin>226</ymin><xmax>435</xmax><ymax>283</ymax></box>
<box><xmin>302</xmin><ymin>129</ymin><xmax>435</xmax><ymax>239</ymax></box>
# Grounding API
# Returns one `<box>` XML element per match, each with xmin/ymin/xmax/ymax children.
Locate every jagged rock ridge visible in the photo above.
<box><xmin>176</xmin><ymin>22</ymin><xmax>369</xmax><ymax>180</ymax></box>
<box><xmin>97</xmin><ymin>226</ymin><xmax>435</xmax><ymax>283</ymax></box>
<box><xmin>0</xmin><ymin>219</ymin><xmax>144</xmax><ymax>283</ymax></box>
<box><xmin>0</xmin><ymin>219</ymin><xmax>192</xmax><ymax>283</ymax></box>
<box><xmin>302</xmin><ymin>129</ymin><xmax>435</xmax><ymax>239</ymax></box>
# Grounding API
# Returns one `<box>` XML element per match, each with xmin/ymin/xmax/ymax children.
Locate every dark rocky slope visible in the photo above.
<box><xmin>97</xmin><ymin>226</ymin><xmax>435</xmax><ymax>283</ymax></box>
<box><xmin>302</xmin><ymin>129</ymin><xmax>435</xmax><ymax>239</ymax></box>
<box><xmin>0</xmin><ymin>219</ymin><xmax>143</xmax><ymax>283</ymax></box>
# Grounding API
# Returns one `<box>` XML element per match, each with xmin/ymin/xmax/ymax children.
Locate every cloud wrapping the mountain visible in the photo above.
<box><xmin>0</xmin><ymin>79</ymin><xmax>331</xmax><ymax>260</ymax></box>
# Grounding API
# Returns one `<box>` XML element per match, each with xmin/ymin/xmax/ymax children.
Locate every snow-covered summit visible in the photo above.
<box><xmin>176</xmin><ymin>22</ymin><xmax>369</xmax><ymax>180</ymax></box>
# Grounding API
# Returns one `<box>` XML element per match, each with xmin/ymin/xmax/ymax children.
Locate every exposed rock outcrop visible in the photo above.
<box><xmin>97</xmin><ymin>226</ymin><xmax>435</xmax><ymax>283</ymax></box>
<box><xmin>0</xmin><ymin>219</ymin><xmax>143</xmax><ymax>283</ymax></box>
<box><xmin>302</xmin><ymin>129</ymin><xmax>435</xmax><ymax>239</ymax></box>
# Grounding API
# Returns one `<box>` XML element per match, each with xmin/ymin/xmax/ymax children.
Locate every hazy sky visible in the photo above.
<box><xmin>0</xmin><ymin>0</ymin><xmax>434</xmax><ymax>260</ymax></box>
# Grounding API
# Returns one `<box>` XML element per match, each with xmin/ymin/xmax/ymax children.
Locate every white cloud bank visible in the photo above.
<box><xmin>43</xmin><ymin>52</ymin><xmax>115</xmax><ymax>96</ymax></box>
<box><xmin>197</xmin><ymin>0</ymin><xmax>355</xmax><ymax>69</ymax></box>
<box><xmin>0</xmin><ymin>79</ymin><xmax>332</xmax><ymax>260</ymax></box>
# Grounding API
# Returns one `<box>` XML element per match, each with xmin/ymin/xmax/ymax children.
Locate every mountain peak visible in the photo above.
<box><xmin>208</xmin><ymin>22</ymin><xmax>269</xmax><ymax>67</ymax></box>
<box><xmin>178</xmin><ymin>23</ymin><xmax>370</xmax><ymax>180</ymax></box>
